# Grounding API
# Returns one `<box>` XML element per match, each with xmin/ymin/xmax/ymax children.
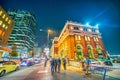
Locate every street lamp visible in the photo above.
<box><xmin>40</xmin><ymin>29</ymin><xmax>53</xmax><ymax>48</ymax></box>
<box><xmin>47</xmin><ymin>29</ymin><xmax>52</xmax><ymax>48</ymax></box>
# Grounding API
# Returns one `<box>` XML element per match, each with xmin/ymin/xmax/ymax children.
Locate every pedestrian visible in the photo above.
<box><xmin>54</xmin><ymin>58</ymin><xmax>58</xmax><ymax>72</ymax></box>
<box><xmin>63</xmin><ymin>58</ymin><xmax>67</xmax><ymax>70</ymax></box>
<box><xmin>50</xmin><ymin>58</ymin><xmax>55</xmax><ymax>75</ymax></box>
<box><xmin>85</xmin><ymin>57</ymin><xmax>91</xmax><ymax>75</ymax></box>
<box><xmin>44</xmin><ymin>56</ymin><xmax>48</xmax><ymax>67</ymax></box>
<box><xmin>57</xmin><ymin>58</ymin><xmax>61</xmax><ymax>73</ymax></box>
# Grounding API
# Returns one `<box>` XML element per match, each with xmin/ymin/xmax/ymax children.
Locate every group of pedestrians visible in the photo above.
<box><xmin>50</xmin><ymin>58</ymin><xmax>66</xmax><ymax>75</ymax></box>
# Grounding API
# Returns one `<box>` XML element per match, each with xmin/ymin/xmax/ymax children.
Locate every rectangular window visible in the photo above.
<box><xmin>78</xmin><ymin>35</ymin><xmax>81</xmax><ymax>40</ymax></box>
<box><xmin>88</xmin><ymin>36</ymin><xmax>90</xmax><ymax>41</ymax></box>
<box><xmin>0</xmin><ymin>20</ymin><xmax>2</xmax><ymax>26</ymax></box>
<box><xmin>94</xmin><ymin>37</ymin><xmax>96</xmax><ymax>41</ymax></box>
<box><xmin>5</xmin><ymin>17</ymin><xmax>8</xmax><ymax>22</ymax></box>
<box><xmin>96</xmin><ymin>38</ymin><xmax>99</xmax><ymax>41</ymax></box>
<box><xmin>74</xmin><ymin>26</ymin><xmax>79</xmax><ymax>30</ymax></box>
<box><xmin>8</xmin><ymin>20</ymin><xmax>11</xmax><ymax>24</ymax></box>
<box><xmin>3</xmin><ymin>24</ymin><xmax>5</xmax><ymax>28</ymax></box>
<box><xmin>2</xmin><ymin>14</ymin><xmax>5</xmax><ymax>19</ymax></box>
<box><xmin>85</xmin><ymin>36</ymin><xmax>87</xmax><ymax>41</ymax></box>
<box><xmin>0</xmin><ymin>10</ymin><xmax>3</xmax><ymax>15</ymax></box>
<box><xmin>75</xmin><ymin>35</ymin><xmax>78</xmax><ymax>40</ymax></box>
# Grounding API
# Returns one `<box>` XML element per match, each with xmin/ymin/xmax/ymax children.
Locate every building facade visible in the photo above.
<box><xmin>52</xmin><ymin>21</ymin><xmax>108</xmax><ymax>60</ymax></box>
<box><xmin>7</xmin><ymin>9</ymin><xmax>36</xmax><ymax>57</ymax></box>
<box><xmin>0</xmin><ymin>6</ymin><xmax>14</xmax><ymax>46</ymax></box>
<box><xmin>0</xmin><ymin>6</ymin><xmax>14</xmax><ymax>60</ymax></box>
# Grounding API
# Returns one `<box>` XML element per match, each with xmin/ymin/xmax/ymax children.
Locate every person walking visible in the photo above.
<box><xmin>54</xmin><ymin>59</ymin><xmax>58</xmax><ymax>72</ymax></box>
<box><xmin>85</xmin><ymin>57</ymin><xmax>91</xmax><ymax>75</ymax></box>
<box><xmin>63</xmin><ymin>58</ymin><xmax>67</xmax><ymax>70</ymax></box>
<box><xmin>57</xmin><ymin>58</ymin><xmax>61</xmax><ymax>73</ymax></box>
<box><xmin>44</xmin><ymin>56</ymin><xmax>48</xmax><ymax>67</ymax></box>
<box><xmin>50</xmin><ymin>58</ymin><xmax>55</xmax><ymax>75</ymax></box>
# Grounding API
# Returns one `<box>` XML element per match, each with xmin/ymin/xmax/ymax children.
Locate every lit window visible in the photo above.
<box><xmin>75</xmin><ymin>35</ymin><xmax>78</xmax><ymax>40</ymax></box>
<box><xmin>70</xmin><ymin>26</ymin><xmax>73</xmax><ymax>29</ymax></box>
<box><xmin>2</xmin><ymin>14</ymin><xmax>5</xmax><ymax>19</ymax></box>
<box><xmin>5</xmin><ymin>26</ymin><xmax>8</xmax><ymax>29</ymax></box>
<box><xmin>88</xmin><ymin>29</ymin><xmax>91</xmax><ymax>32</ymax></box>
<box><xmin>5</xmin><ymin>17</ymin><xmax>8</xmax><ymax>22</ymax></box>
<box><xmin>0</xmin><ymin>20</ymin><xmax>3</xmax><ymax>26</ymax></box>
<box><xmin>96</xmin><ymin>30</ymin><xmax>99</xmax><ymax>33</ymax></box>
<box><xmin>96</xmin><ymin>38</ymin><xmax>99</xmax><ymax>41</ymax></box>
<box><xmin>94</xmin><ymin>37</ymin><xmax>96</xmax><ymax>41</ymax></box>
<box><xmin>78</xmin><ymin>35</ymin><xmax>81</xmax><ymax>40</ymax></box>
<box><xmin>79</xmin><ymin>28</ymin><xmax>83</xmax><ymax>31</ymax></box>
<box><xmin>8</xmin><ymin>20</ymin><xmax>11</xmax><ymax>24</ymax></box>
<box><xmin>3</xmin><ymin>24</ymin><xmax>5</xmax><ymax>28</ymax></box>
<box><xmin>85</xmin><ymin>36</ymin><xmax>87</xmax><ymax>41</ymax></box>
<box><xmin>88</xmin><ymin>37</ymin><xmax>90</xmax><ymax>41</ymax></box>
<box><xmin>0</xmin><ymin>10</ymin><xmax>3</xmax><ymax>15</ymax></box>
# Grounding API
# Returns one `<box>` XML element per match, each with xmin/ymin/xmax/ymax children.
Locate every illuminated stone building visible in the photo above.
<box><xmin>7</xmin><ymin>9</ymin><xmax>36</xmax><ymax>57</ymax></box>
<box><xmin>0</xmin><ymin>6</ymin><xmax>14</xmax><ymax>60</ymax></box>
<box><xmin>52</xmin><ymin>21</ymin><xmax>107</xmax><ymax>60</ymax></box>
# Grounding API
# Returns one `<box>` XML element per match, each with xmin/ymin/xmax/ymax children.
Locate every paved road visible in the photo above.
<box><xmin>2</xmin><ymin>62</ymin><xmax>118</xmax><ymax>80</ymax></box>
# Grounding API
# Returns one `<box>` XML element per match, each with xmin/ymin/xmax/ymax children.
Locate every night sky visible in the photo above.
<box><xmin>0</xmin><ymin>0</ymin><xmax>120</xmax><ymax>54</ymax></box>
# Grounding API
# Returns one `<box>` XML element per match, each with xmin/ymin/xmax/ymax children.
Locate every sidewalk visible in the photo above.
<box><xmin>60</xmin><ymin>64</ymin><xmax>103</xmax><ymax>80</ymax></box>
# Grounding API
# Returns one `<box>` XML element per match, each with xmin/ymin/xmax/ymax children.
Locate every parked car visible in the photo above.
<box><xmin>0</xmin><ymin>61</ymin><xmax>19</xmax><ymax>77</ymax></box>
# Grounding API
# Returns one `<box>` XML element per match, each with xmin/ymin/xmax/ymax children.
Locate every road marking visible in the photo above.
<box><xmin>37</xmin><ymin>70</ymin><xmax>48</xmax><ymax>73</ymax></box>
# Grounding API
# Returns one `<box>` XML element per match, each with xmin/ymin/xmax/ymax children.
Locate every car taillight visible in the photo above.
<box><xmin>0</xmin><ymin>63</ymin><xmax>3</xmax><ymax>67</ymax></box>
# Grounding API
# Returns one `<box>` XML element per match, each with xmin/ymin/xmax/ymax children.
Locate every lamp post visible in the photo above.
<box><xmin>40</xmin><ymin>29</ymin><xmax>53</xmax><ymax>48</ymax></box>
<box><xmin>47</xmin><ymin>29</ymin><xmax>52</xmax><ymax>48</ymax></box>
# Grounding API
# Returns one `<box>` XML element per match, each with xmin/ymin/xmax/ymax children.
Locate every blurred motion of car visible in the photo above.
<box><xmin>20</xmin><ymin>61</ymin><xmax>35</xmax><ymax>67</ymax></box>
<box><xmin>34</xmin><ymin>58</ymin><xmax>40</xmax><ymax>64</ymax></box>
<box><xmin>90</xmin><ymin>59</ymin><xmax>100</xmax><ymax>65</ymax></box>
<box><xmin>102</xmin><ymin>60</ymin><xmax>113</xmax><ymax>66</ymax></box>
<box><xmin>0</xmin><ymin>61</ymin><xmax>19</xmax><ymax>77</ymax></box>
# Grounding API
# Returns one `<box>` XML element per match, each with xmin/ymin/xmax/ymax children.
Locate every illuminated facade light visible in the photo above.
<box><xmin>70</xmin><ymin>26</ymin><xmax>73</xmax><ymax>29</ymax></box>
<box><xmin>96</xmin><ymin>30</ymin><xmax>99</xmax><ymax>33</ymax></box>
<box><xmin>78</xmin><ymin>35</ymin><xmax>81</xmax><ymax>40</ymax></box>
<box><xmin>8</xmin><ymin>20</ymin><xmax>11</xmax><ymax>24</ymax></box>
<box><xmin>2</xmin><ymin>14</ymin><xmax>5</xmax><ymax>19</ymax></box>
<box><xmin>85</xmin><ymin>36</ymin><xmax>87</xmax><ymax>41</ymax></box>
<box><xmin>88</xmin><ymin>28</ymin><xmax>91</xmax><ymax>32</ymax></box>
<box><xmin>5</xmin><ymin>17</ymin><xmax>8</xmax><ymax>22</ymax></box>
<box><xmin>5</xmin><ymin>26</ymin><xmax>8</xmax><ymax>29</ymax></box>
<box><xmin>87</xmin><ymin>36</ymin><xmax>90</xmax><ymax>41</ymax></box>
<box><xmin>3</xmin><ymin>24</ymin><xmax>5</xmax><ymax>28</ymax></box>
<box><xmin>79</xmin><ymin>27</ymin><xmax>83</xmax><ymax>31</ymax></box>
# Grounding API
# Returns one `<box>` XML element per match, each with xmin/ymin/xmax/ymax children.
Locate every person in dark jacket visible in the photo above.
<box><xmin>63</xmin><ymin>58</ymin><xmax>67</xmax><ymax>70</ymax></box>
<box><xmin>50</xmin><ymin>58</ymin><xmax>55</xmax><ymax>75</ymax></box>
<box><xmin>57</xmin><ymin>58</ymin><xmax>61</xmax><ymax>73</ymax></box>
